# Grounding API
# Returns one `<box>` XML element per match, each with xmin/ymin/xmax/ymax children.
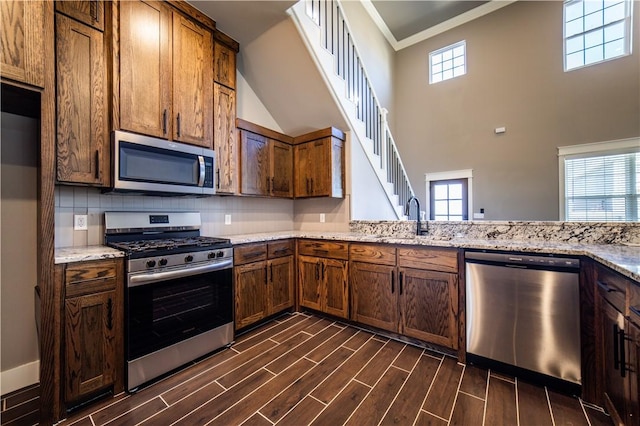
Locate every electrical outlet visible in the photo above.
<box><xmin>224</xmin><ymin>214</ymin><xmax>231</xmax><ymax>225</ymax></box>
<box><xmin>320</xmin><ymin>213</ymin><xmax>326</xmax><ymax>223</ymax></box>
<box><xmin>74</xmin><ymin>214</ymin><xmax>88</xmax><ymax>231</ymax></box>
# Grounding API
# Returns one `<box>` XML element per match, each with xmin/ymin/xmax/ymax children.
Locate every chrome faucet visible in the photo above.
<box><xmin>405</xmin><ymin>196</ymin><xmax>421</xmax><ymax>235</ymax></box>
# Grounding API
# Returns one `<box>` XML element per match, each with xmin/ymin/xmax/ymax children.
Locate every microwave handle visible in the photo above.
<box><xmin>198</xmin><ymin>156</ymin><xmax>205</xmax><ymax>187</ymax></box>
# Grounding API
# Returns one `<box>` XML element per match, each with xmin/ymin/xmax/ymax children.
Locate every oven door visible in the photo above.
<box><xmin>126</xmin><ymin>265</ymin><xmax>232</xmax><ymax>362</ymax></box>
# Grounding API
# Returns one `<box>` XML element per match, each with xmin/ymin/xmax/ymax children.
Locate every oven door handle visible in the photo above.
<box><xmin>128</xmin><ymin>260</ymin><xmax>233</xmax><ymax>287</ymax></box>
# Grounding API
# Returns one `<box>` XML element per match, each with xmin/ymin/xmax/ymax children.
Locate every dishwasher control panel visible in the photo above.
<box><xmin>465</xmin><ymin>251</ymin><xmax>580</xmax><ymax>269</ymax></box>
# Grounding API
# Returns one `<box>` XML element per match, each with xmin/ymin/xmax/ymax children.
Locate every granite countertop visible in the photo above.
<box><xmin>54</xmin><ymin>245</ymin><xmax>125</xmax><ymax>264</ymax></box>
<box><xmin>54</xmin><ymin>232</ymin><xmax>640</xmax><ymax>283</ymax></box>
<box><xmin>227</xmin><ymin>231</ymin><xmax>640</xmax><ymax>283</ymax></box>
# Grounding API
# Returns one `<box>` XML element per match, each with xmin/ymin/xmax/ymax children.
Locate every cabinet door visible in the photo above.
<box><xmin>56</xmin><ymin>0</ymin><xmax>104</xmax><ymax>31</ymax></box>
<box><xmin>56</xmin><ymin>13</ymin><xmax>107</xmax><ymax>186</ymax></box>
<box><xmin>324</xmin><ymin>258</ymin><xmax>348</xmax><ymax>319</ymax></box>
<box><xmin>65</xmin><ymin>290</ymin><xmax>116</xmax><ymax>403</ymax></box>
<box><xmin>213</xmin><ymin>83</ymin><xmax>237</xmax><ymax>194</ymax></box>
<box><xmin>119</xmin><ymin>0</ymin><xmax>171</xmax><ymax>138</ymax></box>
<box><xmin>172</xmin><ymin>12</ymin><xmax>213</xmax><ymax>147</ymax></box>
<box><xmin>298</xmin><ymin>255</ymin><xmax>322</xmax><ymax>311</ymax></box>
<box><xmin>268</xmin><ymin>256</ymin><xmax>294</xmax><ymax>315</ymax></box>
<box><xmin>600</xmin><ymin>300</ymin><xmax>627</xmax><ymax>421</ymax></box>
<box><xmin>308</xmin><ymin>139</ymin><xmax>329</xmax><ymax>196</ymax></box>
<box><xmin>0</xmin><ymin>0</ymin><xmax>45</xmax><ymax>88</ymax></box>
<box><xmin>240</xmin><ymin>131</ymin><xmax>270</xmax><ymax>196</ymax></box>
<box><xmin>271</xmin><ymin>140</ymin><xmax>293</xmax><ymax>198</ymax></box>
<box><xmin>626</xmin><ymin>321</ymin><xmax>639</xmax><ymax>424</ymax></box>
<box><xmin>294</xmin><ymin>142</ymin><xmax>312</xmax><ymax>197</ymax></box>
<box><xmin>214</xmin><ymin>41</ymin><xmax>235</xmax><ymax>89</ymax></box>
<box><xmin>399</xmin><ymin>267</ymin><xmax>459</xmax><ymax>349</ymax></box>
<box><xmin>234</xmin><ymin>261</ymin><xmax>268</xmax><ymax>330</ymax></box>
<box><xmin>350</xmin><ymin>262</ymin><xmax>397</xmax><ymax>332</ymax></box>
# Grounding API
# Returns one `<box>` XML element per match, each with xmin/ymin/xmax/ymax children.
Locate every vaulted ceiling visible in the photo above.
<box><xmin>187</xmin><ymin>0</ymin><xmax>513</xmax><ymax>51</ymax></box>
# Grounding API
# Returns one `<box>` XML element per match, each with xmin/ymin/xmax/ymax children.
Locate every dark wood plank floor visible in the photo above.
<box><xmin>2</xmin><ymin>313</ymin><xmax>612</xmax><ymax>425</ymax></box>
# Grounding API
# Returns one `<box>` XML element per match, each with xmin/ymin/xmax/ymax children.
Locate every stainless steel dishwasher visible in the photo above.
<box><xmin>465</xmin><ymin>251</ymin><xmax>581</xmax><ymax>390</ymax></box>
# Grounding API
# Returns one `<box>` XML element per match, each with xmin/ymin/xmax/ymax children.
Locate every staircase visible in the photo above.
<box><xmin>289</xmin><ymin>0</ymin><xmax>415</xmax><ymax>218</ymax></box>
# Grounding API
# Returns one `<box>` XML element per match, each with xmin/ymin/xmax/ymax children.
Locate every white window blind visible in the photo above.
<box><xmin>563</xmin><ymin>150</ymin><xmax>639</xmax><ymax>221</ymax></box>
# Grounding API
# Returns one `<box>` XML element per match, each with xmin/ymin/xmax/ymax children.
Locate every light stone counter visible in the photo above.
<box><xmin>54</xmin><ymin>230</ymin><xmax>640</xmax><ymax>283</ymax></box>
<box><xmin>55</xmin><ymin>245</ymin><xmax>125</xmax><ymax>264</ymax></box>
<box><xmin>226</xmin><ymin>231</ymin><xmax>640</xmax><ymax>283</ymax></box>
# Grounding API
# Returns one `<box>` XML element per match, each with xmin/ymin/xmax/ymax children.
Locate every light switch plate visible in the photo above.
<box><xmin>320</xmin><ymin>213</ymin><xmax>326</xmax><ymax>223</ymax></box>
<box><xmin>224</xmin><ymin>214</ymin><xmax>231</xmax><ymax>225</ymax></box>
<box><xmin>74</xmin><ymin>214</ymin><xmax>88</xmax><ymax>231</ymax></box>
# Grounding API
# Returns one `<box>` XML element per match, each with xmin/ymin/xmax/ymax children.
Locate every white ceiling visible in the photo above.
<box><xmin>187</xmin><ymin>0</ymin><xmax>516</xmax><ymax>51</ymax></box>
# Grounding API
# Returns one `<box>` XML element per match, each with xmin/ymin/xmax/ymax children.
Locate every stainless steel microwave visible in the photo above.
<box><xmin>112</xmin><ymin>131</ymin><xmax>215</xmax><ymax>196</ymax></box>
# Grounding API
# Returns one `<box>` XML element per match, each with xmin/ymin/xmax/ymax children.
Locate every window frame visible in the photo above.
<box><xmin>425</xmin><ymin>169</ymin><xmax>473</xmax><ymax>221</ymax></box>
<box><xmin>429</xmin><ymin>40</ymin><xmax>467</xmax><ymax>84</ymax></box>
<box><xmin>563</xmin><ymin>0</ymin><xmax>634</xmax><ymax>72</ymax></box>
<box><xmin>558</xmin><ymin>138</ymin><xmax>640</xmax><ymax>221</ymax></box>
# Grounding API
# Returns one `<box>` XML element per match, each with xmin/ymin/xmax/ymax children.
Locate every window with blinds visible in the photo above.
<box><xmin>561</xmin><ymin>143</ymin><xmax>639</xmax><ymax>221</ymax></box>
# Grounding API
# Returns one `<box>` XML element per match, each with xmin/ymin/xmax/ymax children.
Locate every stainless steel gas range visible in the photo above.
<box><xmin>105</xmin><ymin>211</ymin><xmax>234</xmax><ymax>392</ymax></box>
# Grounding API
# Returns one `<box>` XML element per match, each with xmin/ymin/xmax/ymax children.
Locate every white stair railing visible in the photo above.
<box><xmin>290</xmin><ymin>0</ymin><xmax>415</xmax><ymax>215</ymax></box>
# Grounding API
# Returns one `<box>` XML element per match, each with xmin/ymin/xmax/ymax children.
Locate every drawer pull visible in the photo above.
<box><xmin>630</xmin><ymin>306</ymin><xmax>640</xmax><ymax>317</ymax></box>
<box><xmin>597</xmin><ymin>280</ymin><xmax>617</xmax><ymax>293</ymax></box>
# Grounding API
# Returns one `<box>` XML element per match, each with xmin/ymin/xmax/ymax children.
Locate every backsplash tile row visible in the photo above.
<box><xmin>55</xmin><ymin>186</ymin><xmax>350</xmax><ymax>248</ymax></box>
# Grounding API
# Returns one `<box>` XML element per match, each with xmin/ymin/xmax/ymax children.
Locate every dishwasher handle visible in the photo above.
<box><xmin>465</xmin><ymin>251</ymin><xmax>580</xmax><ymax>269</ymax></box>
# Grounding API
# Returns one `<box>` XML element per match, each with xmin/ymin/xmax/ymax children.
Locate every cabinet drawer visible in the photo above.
<box><xmin>268</xmin><ymin>240</ymin><xmax>294</xmax><ymax>258</ymax></box>
<box><xmin>65</xmin><ymin>259</ymin><xmax>117</xmax><ymax>297</ymax></box>
<box><xmin>595</xmin><ymin>266</ymin><xmax>628</xmax><ymax>313</ymax></box>
<box><xmin>234</xmin><ymin>243</ymin><xmax>267</xmax><ymax>265</ymax></box>
<box><xmin>629</xmin><ymin>282</ymin><xmax>640</xmax><ymax>326</ymax></box>
<box><xmin>397</xmin><ymin>247</ymin><xmax>458</xmax><ymax>273</ymax></box>
<box><xmin>349</xmin><ymin>244</ymin><xmax>396</xmax><ymax>266</ymax></box>
<box><xmin>298</xmin><ymin>239</ymin><xmax>348</xmax><ymax>260</ymax></box>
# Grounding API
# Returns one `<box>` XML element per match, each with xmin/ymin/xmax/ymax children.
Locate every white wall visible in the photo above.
<box><xmin>1</xmin><ymin>112</ymin><xmax>40</xmax><ymax>394</ymax></box>
<box><xmin>339</xmin><ymin>0</ymin><xmax>396</xmax><ymax>127</ymax></box>
<box><xmin>236</xmin><ymin>70</ymin><xmax>283</xmax><ymax>132</ymax></box>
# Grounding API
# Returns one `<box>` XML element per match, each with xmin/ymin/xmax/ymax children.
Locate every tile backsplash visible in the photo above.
<box><xmin>54</xmin><ymin>186</ymin><xmax>350</xmax><ymax>247</ymax></box>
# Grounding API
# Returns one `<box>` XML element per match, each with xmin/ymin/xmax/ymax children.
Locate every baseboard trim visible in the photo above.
<box><xmin>1</xmin><ymin>360</ymin><xmax>39</xmax><ymax>395</ymax></box>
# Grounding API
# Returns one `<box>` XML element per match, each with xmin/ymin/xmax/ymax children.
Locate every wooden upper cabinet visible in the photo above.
<box><xmin>0</xmin><ymin>0</ymin><xmax>45</xmax><ymax>88</ymax></box>
<box><xmin>214</xmin><ymin>83</ymin><xmax>237</xmax><ymax>194</ymax></box>
<box><xmin>56</xmin><ymin>0</ymin><xmax>104</xmax><ymax>31</ymax></box>
<box><xmin>293</xmin><ymin>128</ymin><xmax>345</xmax><ymax>198</ymax></box>
<box><xmin>214</xmin><ymin>40</ymin><xmax>236</xmax><ymax>89</ymax></box>
<box><xmin>119</xmin><ymin>0</ymin><xmax>213</xmax><ymax>148</ymax></box>
<box><xmin>119</xmin><ymin>0</ymin><xmax>172</xmax><ymax>139</ymax></box>
<box><xmin>237</xmin><ymin>120</ymin><xmax>294</xmax><ymax>198</ymax></box>
<box><xmin>171</xmin><ymin>12</ymin><xmax>213</xmax><ymax>147</ymax></box>
<box><xmin>271</xmin><ymin>141</ymin><xmax>293</xmax><ymax>198</ymax></box>
<box><xmin>240</xmin><ymin>131</ymin><xmax>270</xmax><ymax>196</ymax></box>
<box><xmin>56</xmin><ymin>13</ymin><xmax>108</xmax><ymax>186</ymax></box>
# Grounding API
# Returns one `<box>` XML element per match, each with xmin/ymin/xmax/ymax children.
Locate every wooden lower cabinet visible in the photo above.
<box><xmin>234</xmin><ymin>241</ymin><xmax>295</xmax><ymax>330</ymax></box>
<box><xmin>627</xmin><ymin>321</ymin><xmax>640</xmax><ymax>425</ymax></box>
<box><xmin>399</xmin><ymin>267</ymin><xmax>458</xmax><ymax>348</ymax></box>
<box><xmin>62</xmin><ymin>258</ymin><xmax>123</xmax><ymax>407</ymax></box>
<box><xmin>349</xmin><ymin>244</ymin><xmax>459</xmax><ymax>350</ymax></box>
<box><xmin>234</xmin><ymin>261</ymin><xmax>268</xmax><ymax>329</ymax></box>
<box><xmin>298</xmin><ymin>254</ymin><xmax>348</xmax><ymax>319</ymax></box>
<box><xmin>65</xmin><ymin>290</ymin><xmax>116</xmax><ymax>402</ymax></box>
<box><xmin>350</xmin><ymin>262</ymin><xmax>397</xmax><ymax>331</ymax></box>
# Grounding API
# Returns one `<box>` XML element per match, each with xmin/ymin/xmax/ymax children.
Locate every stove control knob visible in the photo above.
<box><xmin>146</xmin><ymin>260</ymin><xmax>156</xmax><ymax>268</ymax></box>
<box><xmin>208</xmin><ymin>252</ymin><xmax>216</xmax><ymax>259</ymax></box>
<box><xmin>159</xmin><ymin>258</ymin><xmax>168</xmax><ymax>266</ymax></box>
<box><xmin>216</xmin><ymin>251</ymin><xmax>224</xmax><ymax>258</ymax></box>
<box><xmin>185</xmin><ymin>255</ymin><xmax>194</xmax><ymax>263</ymax></box>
